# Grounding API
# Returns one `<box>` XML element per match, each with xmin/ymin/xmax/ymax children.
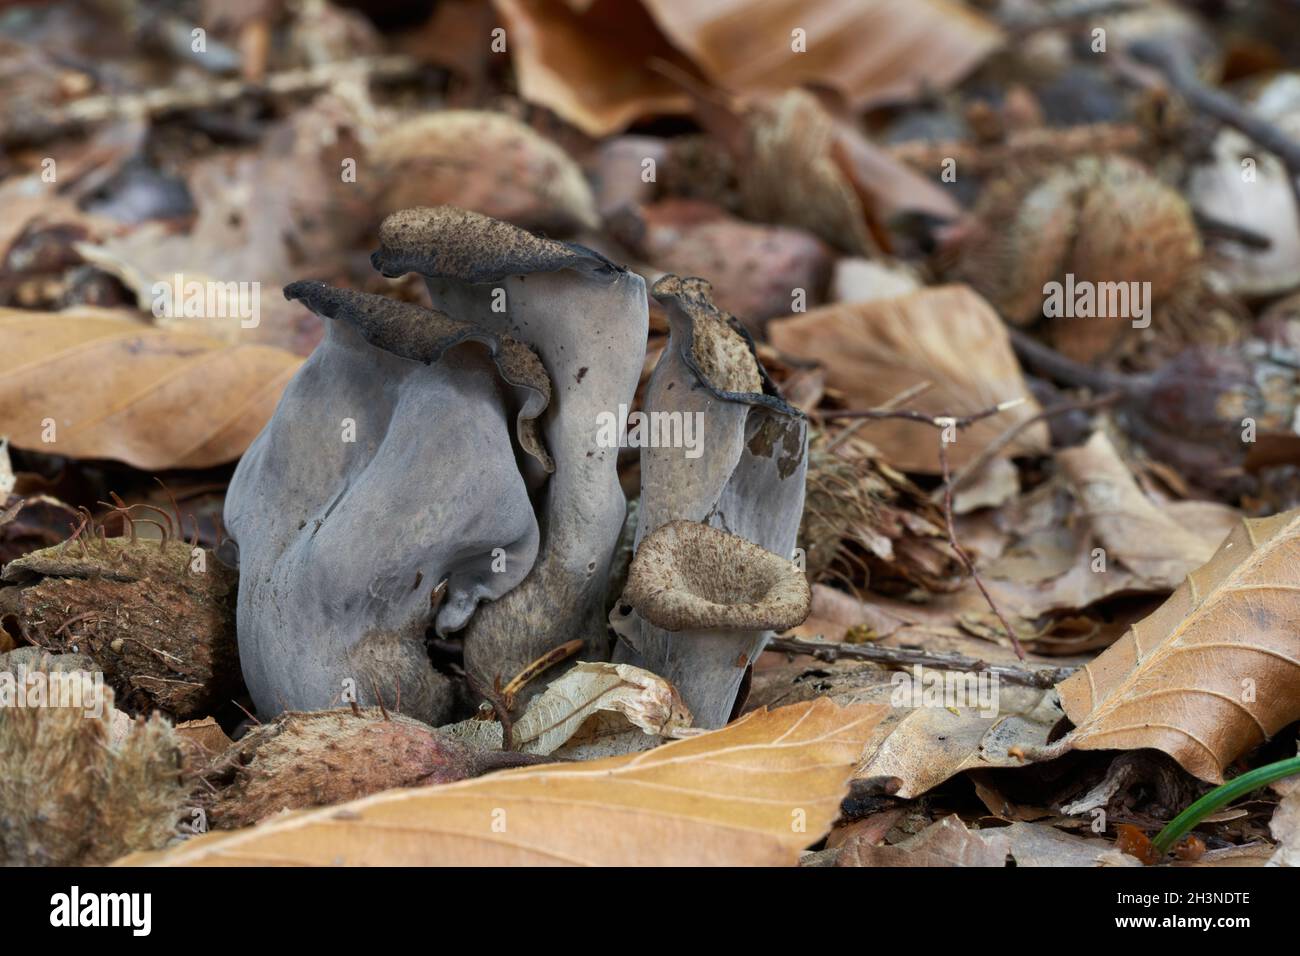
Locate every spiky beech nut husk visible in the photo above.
<box><xmin>799</xmin><ymin>433</ymin><xmax>961</xmax><ymax>595</ymax></box>
<box><xmin>0</xmin><ymin>652</ymin><xmax>187</xmax><ymax>865</ymax></box>
<box><xmin>369</xmin><ymin>111</ymin><xmax>599</xmax><ymax>234</ymax></box>
<box><xmin>961</xmin><ymin>156</ymin><xmax>1202</xmax><ymax>360</ymax></box>
<box><xmin>0</xmin><ymin>536</ymin><xmax>239</xmax><ymax>720</ymax></box>
<box><xmin>959</xmin><ymin>162</ymin><xmax>1082</xmax><ymax>324</ymax></box>
<box><xmin>201</xmin><ymin>708</ymin><xmax>541</xmax><ymax>829</ymax></box>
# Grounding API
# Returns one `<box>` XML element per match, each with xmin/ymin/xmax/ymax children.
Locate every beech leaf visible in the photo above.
<box><xmin>1054</xmin><ymin>508</ymin><xmax>1300</xmax><ymax>783</ymax></box>
<box><xmin>0</xmin><ymin>307</ymin><xmax>300</xmax><ymax>471</ymax></box>
<box><xmin>120</xmin><ymin>698</ymin><xmax>884</xmax><ymax>866</ymax></box>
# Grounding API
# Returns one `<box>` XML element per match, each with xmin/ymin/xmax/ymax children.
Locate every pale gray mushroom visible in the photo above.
<box><xmin>612</xmin><ymin>275</ymin><xmax>810</xmax><ymax>727</ymax></box>
<box><xmin>370</xmin><ymin>207</ymin><xmax>648</xmax><ymax>694</ymax></box>
<box><xmin>224</xmin><ymin>280</ymin><xmax>553</xmax><ymax>724</ymax></box>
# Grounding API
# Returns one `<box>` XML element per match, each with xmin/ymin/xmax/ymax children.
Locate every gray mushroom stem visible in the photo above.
<box><xmin>371</xmin><ymin>207</ymin><xmax>648</xmax><ymax>694</ymax></box>
<box><xmin>613</xmin><ymin>276</ymin><xmax>810</xmax><ymax>727</ymax></box>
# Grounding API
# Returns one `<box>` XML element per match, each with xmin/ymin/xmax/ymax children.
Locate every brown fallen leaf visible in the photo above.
<box><xmin>0</xmin><ymin>307</ymin><xmax>300</xmax><ymax>470</ymax></box>
<box><xmin>614</xmin><ymin>199</ymin><xmax>831</xmax><ymax>333</ymax></box>
<box><xmin>1051</xmin><ymin>508</ymin><xmax>1300</xmax><ymax>783</ymax></box>
<box><xmin>979</xmin><ymin>436</ymin><xmax>1238</xmax><ymax>620</ymax></box>
<box><xmin>75</xmin><ymin>95</ymin><xmax>370</xmax><ymax>354</ymax></box>
<box><xmin>642</xmin><ymin>0</ymin><xmax>1001</xmax><ymax>109</ymax></box>
<box><xmin>120</xmin><ymin>698</ymin><xmax>885</xmax><ymax>866</ymax></box>
<box><xmin>836</xmin><ymin>814</ymin><xmax>1009</xmax><ymax>867</ymax></box>
<box><xmin>494</xmin><ymin>0</ymin><xmax>696</xmax><ymax>137</ymax></box>
<box><xmin>368</xmin><ymin>111</ymin><xmax>599</xmax><ymax>234</ymax></box>
<box><xmin>494</xmin><ymin>0</ymin><xmax>1001</xmax><ymax>135</ymax></box>
<box><xmin>988</xmin><ymin>821</ymin><xmax>1138</xmax><ymax>867</ymax></box>
<box><xmin>746</xmin><ymin>654</ymin><xmax>1063</xmax><ymax>798</ymax></box>
<box><xmin>1056</xmin><ymin>431</ymin><xmax>1223</xmax><ymax>584</ymax></box>
<box><xmin>768</xmin><ymin>286</ymin><xmax>1049</xmax><ymax>472</ymax></box>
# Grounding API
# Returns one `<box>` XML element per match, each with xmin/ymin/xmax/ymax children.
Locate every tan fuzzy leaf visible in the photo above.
<box><xmin>122</xmin><ymin>699</ymin><xmax>885</xmax><ymax>866</ymax></box>
<box><xmin>1056</xmin><ymin>508</ymin><xmax>1300</xmax><ymax>783</ymax></box>
<box><xmin>0</xmin><ymin>307</ymin><xmax>300</xmax><ymax>470</ymax></box>
<box><xmin>767</xmin><ymin>286</ymin><xmax>1048</xmax><ymax>472</ymax></box>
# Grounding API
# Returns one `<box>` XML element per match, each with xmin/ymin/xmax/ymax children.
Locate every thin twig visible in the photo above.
<box><xmin>944</xmin><ymin>389</ymin><xmax>1124</xmax><ymax>495</ymax></box>
<box><xmin>938</xmin><ymin>435</ymin><xmax>1025</xmax><ymax>659</ymax></box>
<box><xmin>825</xmin><ymin>381</ymin><xmax>932</xmax><ymax>452</ymax></box>
<box><xmin>821</xmin><ymin>397</ymin><xmax>1026</xmax><ymax>427</ymax></box>
<box><xmin>1</xmin><ymin>54</ymin><xmax>423</xmax><ymax>146</ymax></box>
<box><xmin>501</xmin><ymin>638</ymin><xmax>583</xmax><ymax>708</ymax></box>
<box><xmin>768</xmin><ymin>636</ymin><xmax>1076</xmax><ymax>689</ymax></box>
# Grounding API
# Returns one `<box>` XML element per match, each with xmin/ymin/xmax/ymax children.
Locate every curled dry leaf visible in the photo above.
<box><xmin>494</xmin><ymin>0</ymin><xmax>1000</xmax><ymax>135</ymax></box>
<box><xmin>368</xmin><ymin>111</ymin><xmax>599</xmax><ymax>234</ymax></box>
<box><xmin>446</xmin><ymin>660</ymin><xmax>697</xmax><ymax>757</ymax></box>
<box><xmin>493</xmin><ymin>0</ymin><xmax>696</xmax><ymax>137</ymax></box>
<box><xmin>0</xmin><ymin>307</ymin><xmax>300</xmax><ymax>470</ymax></box>
<box><xmin>768</xmin><ymin>285</ymin><xmax>1049</xmax><ymax>473</ymax></box>
<box><xmin>1052</xmin><ymin>508</ymin><xmax>1300</xmax><ymax>783</ymax></box>
<box><xmin>120</xmin><ymin>698</ymin><xmax>885</xmax><ymax>867</ymax></box>
<box><xmin>511</xmin><ymin>661</ymin><xmax>696</xmax><ymax>755</ymax></box>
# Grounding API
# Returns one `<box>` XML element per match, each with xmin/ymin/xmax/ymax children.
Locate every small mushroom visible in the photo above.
<box><xmin>371</xmin><ymin>207</ymin><xmax>648</xmax><ymax>694</ymax></box>
<box><xmin>224</xmin><ymin>280</ymin><xmax>554</xmax><ymax>724</ymax></box>
<box><xmin>613</xmin><ymin>275</ymin><xmax>810</xmax><ymax>727</ymax></box>
<box><xmin>619</xmin><ymin>520</ymin><xmax>810</xmax><ymax>632</ymax></box>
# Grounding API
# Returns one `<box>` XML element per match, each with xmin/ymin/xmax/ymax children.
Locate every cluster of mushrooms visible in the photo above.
<box><xmin>224</xmin><ymin>206</ymin><xmax>811</xmax><ymax>731</ymax></box>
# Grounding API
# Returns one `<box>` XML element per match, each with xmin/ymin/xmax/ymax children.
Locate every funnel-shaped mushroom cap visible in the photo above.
<box><xmin>623</xmin><ymin>521</ymin><xmax>811</xmax><ymax>633</ymax></box>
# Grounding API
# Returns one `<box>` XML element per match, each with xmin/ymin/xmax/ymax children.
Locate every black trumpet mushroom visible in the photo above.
<box><xmin>224</xmin><ymin>208</ymin><xmax>809</xmax><ymax>736</ymax></box>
